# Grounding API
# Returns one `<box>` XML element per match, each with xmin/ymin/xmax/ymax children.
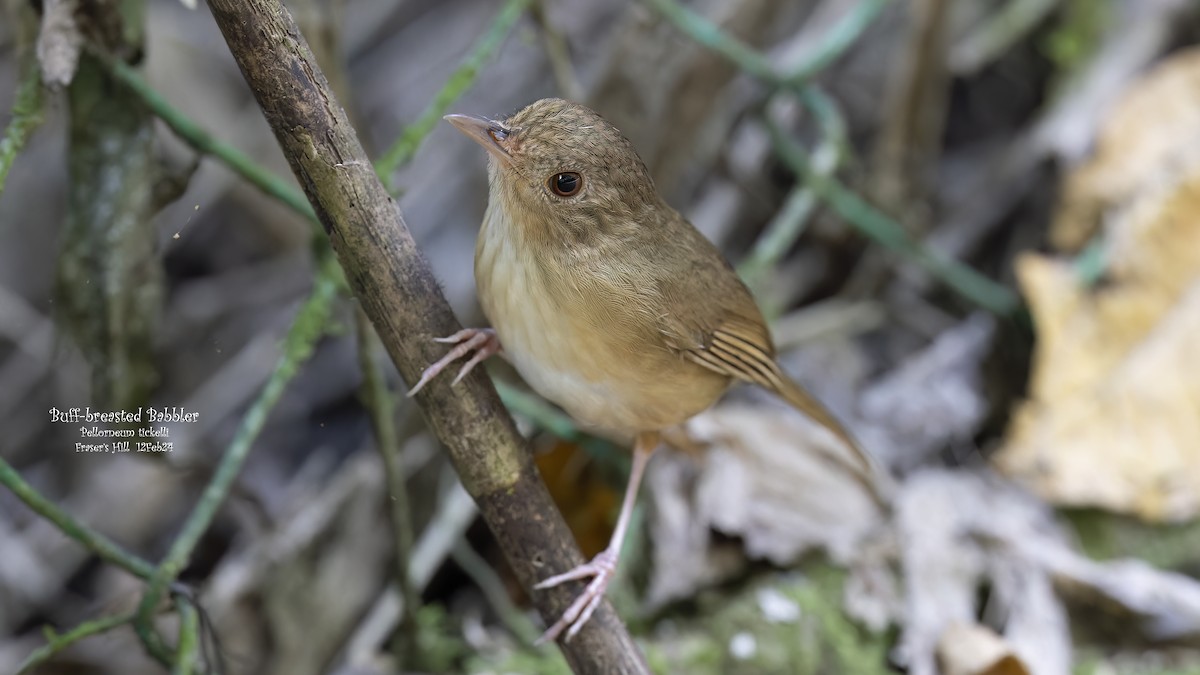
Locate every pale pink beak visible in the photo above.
<box><xmin>444</xmin><ymin>114</ymin><xmax>513</xmax><ymax>165</ymax></box>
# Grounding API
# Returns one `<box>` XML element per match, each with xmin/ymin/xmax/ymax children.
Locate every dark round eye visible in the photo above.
<box><xmin>549</xmin><ymin>172</ymin><xmax>582</xmax><ymax>197</ymax></box>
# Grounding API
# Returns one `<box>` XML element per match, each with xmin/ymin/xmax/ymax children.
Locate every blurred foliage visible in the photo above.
<box><xmin>1043</xmin><ymin>0</ymin><xmax>1111</xmax><ymax>76</ymax></box>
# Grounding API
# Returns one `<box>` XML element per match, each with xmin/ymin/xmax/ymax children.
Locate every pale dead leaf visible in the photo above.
<box><xmin>36</xmin><ymin>0</ymin><xmax>81</xmax><ymax>88</ymax></box>
<box><xmin>1020</xmin><ymin>543</ymin><xmax>1200</xmax><ymax>642</ymax></box>
<box><xmin>645</xmin><ymin>405</ymin><xmax>883</xmax><ymax>607</ymax></box>
<box><xmin>995</xmin><ymin>48</ymin><xmax>1200</xmax><ymax>521</ymax></box>
<box><xmin>843</xmin><ymin>531</ymin><xmax>904</xmax><ymax>633</ymax></box>
<box><xmin>1000</xmin><ymin>261</ymin><xmax>1200</xmax><ymax>519</ymax></box>
<box><xmin>1052</xmin><ymin>47</ymin><xmax>1200</xmax><ymax>250</ymax></box>
<box><xmin>644</xmin><ymin>452</ymin><xmax>748</xmax><ymax>609</ymax></box>
<box><xmin>890</xmin><ymin>469</ymin><xmax>1200</xmax><ymax>675</ymax></box>
<box><xmin>893</xmin><ymin>470</ymin><xmax>1071</xmax><ymax>675</ymax></box>
<box><xmin>859</xmin><ymin>313</ymin><xmax>994</xmax><ymax>472</ymax></box>
<box><xmin>691</xmin><ymin>406</ymin><xmax>883</xmax><ymax>563</ymax></box>
<box><xmin>938</xmin><ymin>622</ymin><xmax>1031</xmax><ymax>675</ymax></box>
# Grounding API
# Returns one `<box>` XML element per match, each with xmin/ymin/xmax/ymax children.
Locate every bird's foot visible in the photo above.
<box><xmin>407</xmin><ymin>328</ymin><xmax>501</xmax><ymax>397</ymax></box>
<box><xmin>533</xmin><ymin>548</ymin><xmax>619</xmax><ymax>644</ymax></box>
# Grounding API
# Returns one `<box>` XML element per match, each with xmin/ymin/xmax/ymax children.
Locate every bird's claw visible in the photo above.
<box><xmin>533</xmin><ymin>549</ymin><xmax>618</xmax><ymax>644</ymax></box>
<box><xmin>407</xmin><ymin>328</ymin><xmax>501</xmax><ymax>397</ymax></box>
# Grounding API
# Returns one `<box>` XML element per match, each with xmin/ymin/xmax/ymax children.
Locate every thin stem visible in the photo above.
<box><xmin>104</xmin><ymin>57</ymin><xmax>318</xmax><ymax>223</ymax></box>
<box><xmin>0</xmin><ymin>458</ymin><xmax>157</xmax><ymax>579</ymax></box>
<box><xmin>354</xmin><ymin>306</ymin><xmax>422</xmax><ymax>660</ymax></box>
<box><xmin>646</xmin><ymin>0</ymin><xmax>1021</xmax><ymax>317</ymax></box>
<box><xmin>784</xmin><ymin>0</ymin><xmax>889</xmax><ymax>84</ymax></box>
<box><xmin>740</xmin><ymin>185</ymin><xmax>820</xmax><ymax>291</ymax></box>
<box><xmin>642</xmin><ymin>0</ymin><xmax>783</xmax><ymax>85</ymax></box>
<box><xmin>375</xmin><ymin>0</ymin><xmax>532</xmax><ymax>183</ymax></box>
<box><xmin>741</xmin><ymin>88</ymin><xmax>847</xmax><ymax>281</ymax></box>
<box><xmin>451</xmin><ymin>538</ymin><xmax>542</xmax><ymax>645</ymax></box>
<box><xmin>133</xmin><ymin>254</ymin><xmax>341</xmax><ymax>649</ymax></box>
<box><xmin>171</xmin><ymin>599</ymin><xmax>200</xmax><ymax>675</ymax></box>
<box><xmin>16</xmin><ymin>612</ymin><xmax>135</xmax><ymax>674</ymax></box>
<box><xmin>950</xmin><ymin>0</ymin><xmax>1059</xmax><ymax>75</ymax></box>
<box><xmin>0</xmin><ymin>31</ymin><xmax>44</xmax><ymax>197</ymax></box>
<box><xmin>767</xmin><ymin>120</ymin><xmax>1024</xmax><ymax>318</ymax></box>
<box><xmin>644</xmin><ymin>0</ymin><xmax>887</xmax><ymax>90</ymax></box>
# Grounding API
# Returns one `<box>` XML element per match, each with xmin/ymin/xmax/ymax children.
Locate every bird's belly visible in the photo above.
<box><xmin>477</xmin><ymin>235</ymin><xmax>725</xmax><ymax>433</ymax></box>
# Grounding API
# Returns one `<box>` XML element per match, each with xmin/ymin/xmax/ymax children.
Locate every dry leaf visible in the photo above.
<box><xmin>1020</xmin><ymin>543</ymin><xmax>1200</xmax><ymax>643</ymax></box>
<box><xmin>859</xmin><ymin>313</ymin><xmax>994</xmax><ymax>472</ymax></box>
<box><xmin>888</xmin><ymin>469</ymin><xmax>1200</xmax><ymax>675</ymax></box>
<box><xmin>893</xmin><ymin>470</ymin><xmax>1071</xmax><ymax>675</ymax></box>
<box><xmin>645</xmin><ymin>405</ymin><xmax>883</xmax><ymax>607</ymax></box>
<box><xmin>994</xmin><ymin>49</ymin><xmax>1200</xmax><ymax>521</ymax></box>
<box><xmin>1052</xmin><ymin>47</ymin><xmax>1200</xmax><ymax>251</ymax></box>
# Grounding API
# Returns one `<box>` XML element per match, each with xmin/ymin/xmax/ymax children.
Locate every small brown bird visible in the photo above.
<box><xmin>410</xmin><ymin>98</ymin><xmax>883</xmax><ymax>643</ymax></box>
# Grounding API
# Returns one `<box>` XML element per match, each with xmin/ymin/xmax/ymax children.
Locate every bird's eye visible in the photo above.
<box><xmin>549</xmin><ymin>172</ymin><xmax>582</xmax><ymax>197</ymax></box>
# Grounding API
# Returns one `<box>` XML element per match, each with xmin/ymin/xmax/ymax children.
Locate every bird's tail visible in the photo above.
<box><xmin>772</xmin><ymin>375</ymin><xmax>892</xmax><ymax>506</ymax></box>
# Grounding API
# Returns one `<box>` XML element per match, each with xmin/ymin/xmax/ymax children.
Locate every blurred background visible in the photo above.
<box><xmin>2</xmin><ymin>0</ymin><xmax>1200</xmax><ymax>673</ymax></box>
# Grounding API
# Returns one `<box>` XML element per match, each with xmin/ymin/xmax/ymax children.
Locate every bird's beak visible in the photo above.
<box><xmin>444</xmin><ymin>114</ymin><xmax>513</xmax><ymax>165</ymax></box>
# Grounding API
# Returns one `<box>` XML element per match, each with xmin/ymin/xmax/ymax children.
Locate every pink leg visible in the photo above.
<box><xmin>534</xmin><ymin>432</ymin><xmax>659</xmax><ymax>644</ymax></box>
<box><xmin>406</xmin><ymin>328</ymin><xmax>501</xmax><ymax>397</ymax></box>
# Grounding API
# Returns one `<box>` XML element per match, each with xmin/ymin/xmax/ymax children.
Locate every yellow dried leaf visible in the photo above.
<box><xmin>995</xmin><ymin>52</ymin><xmax>1200</xmax><ymax>520</ymax></box>
<box><xmin>1053</xmin><ymin>47</ymin><xmax>1200</xmax><ymax>250</ymax></box>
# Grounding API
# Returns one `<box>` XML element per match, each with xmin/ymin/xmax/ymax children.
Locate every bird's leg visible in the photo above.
<box><xmin>407</xmin><ymin>328</ymin><xmax>502</xmax><ymax>397</ymax></box>
<box><xmin>534</xmin><ymin>431</ymin><xmax>659</xmax><ymax>644</ymax></box>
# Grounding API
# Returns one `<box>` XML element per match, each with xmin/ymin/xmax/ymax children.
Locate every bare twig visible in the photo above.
<box><xmin>344</xmin><ymin>473</ymin><xmax>476</xmax><ymax>664</ymax></box>
<box><xmin>0</xmin><ymin>459</ymin><xmax>178</xmax><ymax>668</ymax></box>
<box><xmin>354</xmin><ymin>306</ymin><xmax>422</xmax><ymax>661</ymax></box>
<box><xmin>203</xmin><ymin>1</ymin><xmax>649</xmax><ymax>670</ymax></box>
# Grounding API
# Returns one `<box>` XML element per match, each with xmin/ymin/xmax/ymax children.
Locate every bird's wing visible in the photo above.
<box><xmin>656</xmin><ymin>278</ymin><xmax>890</xmax><ymax>504</ymax></box>
<box><xmin>642</xmin><ymin>208</ymin><xmax>891</xmax><ymax>503</ymax></box>
<box><xmin>680</xmin><ymin>316</ymin><xmax>782</xmax><ymax>388</ymax></box>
